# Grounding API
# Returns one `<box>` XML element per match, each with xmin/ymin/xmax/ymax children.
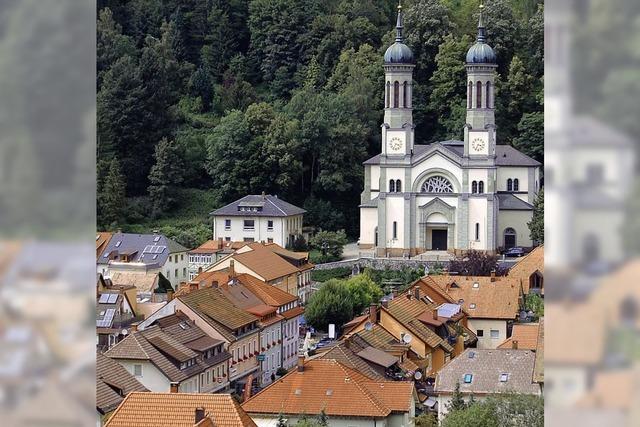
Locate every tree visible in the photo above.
<box><xmin>304</xmin><ymin>279</ymin><xmax>355</xmax><ymax>331</ymax></box>
<box><xmin>189</xmin><ymin>66</ymin><xmax>213</xmax><ymax>111</ymax></box>
<box><xmin>148</xmin><ymin>138</ymin><xmax>185</xmax><ymax>215</ymax></box>
<box><xmin>344</xmin><ymin>275</ymin><xmax>383</xmax><ymax>315</ymax></box>
<box><xmin>449</xmin><ymin>251</ymin><xmax>505</xmax><ymax>276</ymax></box>
<box><xmin>512</xmin><ymin>112</ymin><xmax>543</xmax><ymax>163</ymax></box>
<box><xmin>308</xmin><ymin>230</ymin><xmax>348</xmax><ymax>262</ymax></box>
<box><xmin>316</xmin><ymin>409</ymin><xmax>329</xmax><ymax>426</ymax></box>
<box><xmin>99</xmin><ymin>157</ymin><xmax>126</xmax><ymax>227</ymax></box>
<box><xmin>97</xmin><ymin>8</ymin><xmax>136</xmax><ymax>86</ymax></box>
<box><xmin>302</xmin><ymin>197</ymin><xmax>346</xmax><ymax>232</ymax></box>
<box><xmin>524</xmin><ymin>293</ymin><xmax>544</xmax><ymax>319</ymax></box>
<box><xmin>528</xmin><ymin>188</ymin><xmax>544</xmax><ymax>244</ymax></box>
<box><xmin>447</xmin><ymin>382</ymin><xmax>468</xmax><ymax>412</ymax></box>
<box><xmin>496</xmin><ymin>55</ymin><xmax>537</xmax><ymax>146</ymax></box>
<box><xmin>276</xmin><ymin>412</ymin><xmax>288</xmax><ymax>427</ymax></box>
<box><xmin>414</xmin><ymin>413</ymin><xmax>438</xmax><ymax>427</ymax></box>
<box><xmin>442</xmin><ymin>400</ymin><xmax>498</xmax><ymax>427</ymax></box>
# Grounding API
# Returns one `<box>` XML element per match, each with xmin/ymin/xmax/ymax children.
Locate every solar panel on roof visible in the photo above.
<box><xmin>143</xmin><ymin>245</ymin><xmax>153</xmax><ymax>253</ymax></box>
<box><xmin>437</xmin><ymin>303</ymin><xmax>461</xmax><ymax>318</ymax></box>
<box><xmin>97</xmin><ymin>308</ymin><xmax>116</xmax><ymax>328</ymax></box>
<box><xmin>107</xmin><ymin>294</ymin><xmax>118</xmax><ymax>304</ymax></box>
<box><xmin>98</xmin><ymin>294</ymin><xmax>110</xmax><ymax>304</ymax></box>
<box><xmin>153</xmin><ymin>236</ymin><xmax>160</xmax><ymax>242</ymax></box>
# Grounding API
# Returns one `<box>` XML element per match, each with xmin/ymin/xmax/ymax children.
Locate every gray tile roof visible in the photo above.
<box><xmin>210</xmin><ymin>195</ymin><xmax>305</xmax><ymax>217</ymax></box>
<box><xmin>570</xmin><ymin>116</ymin><xmax>634</xmax><ymax>148</ymax></box>
<box><xmin>97</xmin><ymin>233</ymin><xmax>188</xmax><ymax>266</ymax></box>
<box><xmin>497</xmin><ymin>193</ymin><xmax>534</xmax><ymax>210</ymax></box>
<box><xmin>360</xmin><ymin>196</ymin><xmax>379</xmax><ymax>208</ymax></box>
<box><xmin>435</xmin><ymin>348</ymin><xmax>539</xmax><ymax>395</ymax></box>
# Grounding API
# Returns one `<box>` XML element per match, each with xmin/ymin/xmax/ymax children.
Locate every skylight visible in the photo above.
<box><xmin>326</xmin><ymin>389</ymin><xmax>333</xmax><ymax>396</ymax></box>
<box><xmin>115</xmin><ymin>241</ymin><xmax>122</xmax><ymax>247</ymax></box>
<box><xmin>464</xmin><ymin>374</ymin><xmax>473</xmax><ymax>383</ymax></box>
<box><xmin>469</xmin><ymin>303</ymin><xmax>477</xmax><ymax>309</ymax></box>
<box><xmin>500</xmin><ymin>373</ymin><xmax>509</xmax><ymax>382</ymax></box>
<box><xmin>472</xmin><ymin>282</ymin><xmax>479</xmax><ymax>288</ymax></box>
<box><xmin>468</xmin><ymin>351</ymin><xmax>475</xmax><ymax>359</ymax></box>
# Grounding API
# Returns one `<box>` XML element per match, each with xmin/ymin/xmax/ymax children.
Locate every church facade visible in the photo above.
<box><xmin>359</xmin><ymin>5</ymin><xmax>541</xmax><ymax>256</ymax></box>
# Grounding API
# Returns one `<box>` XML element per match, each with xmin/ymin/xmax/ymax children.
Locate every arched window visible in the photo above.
<box><xmin>504</xmin><ymin>227</ymin><xmax>516</xmax><ymax>249</ymax></box>
<box><xmin>394</xmin><ymin>81</ymin><xmax>400</xmax><ymax>108</ymax></box>
<box><xmin>472</xmin><ymin>181</ymin><xmax>478</xmax><ymax>194</ymax></box>
<box><xmin>386</xmin><ymin>82</ymin><xmax>390</xmax><ymax>108</ymax></box>
<box><xmin>476</xmin><ymin>81</ymin><xmax>482</xmax><ymax>108</ymax></box>
<box><xmin>513</xmin><ymin>179</ymin><xmax>519</xmax><ymax>191</ymax></box>
<box><xmin>403</xmin><ymin>82</ymin><xmax>408</xmax><ymax>108</ymax></box>
<box><xmin>478</xmin><ymin>181</ymin><xmax>484</xmax><ymax>194</ymax></box>
<box><xmin>389</xmin><ymin>179</ymin><xmax>395</xmax><ymax>193</ymax></box>
<box><xmin>475</xmin><ymin>223</ymin><xmax>480</xmax><ymax>241</ymax></box>
<box><xmin>421</xmin><ymin>176</ymin><xmax>454</xmax><ymax>193</ymax></box>
<box><xmin>507</xmin><ymin>178</ymin><xmax>513</xmax><ymax>192</ymax></box>
<box><xmin>396</xmin><ymin>179</ymin><xmax>402</xmax><ymax>192</ymax></box>
<box><xmin>468</xmin><ymin>82</ymin><xmax>473</xmax><ymax>108</ymax></box>
<box><xmin>486</xmin><ymin>81</ymin><xmax>492</xmax><ymax>108</ymax></box>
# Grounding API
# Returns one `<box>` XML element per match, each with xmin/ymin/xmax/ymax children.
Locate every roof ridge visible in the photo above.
<box><xmin>266</xmin><ymin>196</ymin><xmax>287</xmax><ymax>216</ymax></box>
<box><xmin>333</xmin><ymin>361</ymin><xmax>391</xmax><ymax>416</ymax></box>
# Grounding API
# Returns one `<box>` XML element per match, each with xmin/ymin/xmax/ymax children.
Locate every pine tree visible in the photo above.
<box><xmin>100</xmin><ymin>157</ymin><xmax>126</xmax><ymax>227</ymax></box>
<box><xmin>447</xmin><ymin>381</ymin><xmax>467</xmax><ymax>412</ymax></box>
<box><xmin>528</xmin><ymin>188</ymin><xmax>544</xmax><ymax>245</ymax></box>
<box><xmin>148</xmin><ymin>138</ymin><xmax>185</xmax><ymax>215</ymax></box>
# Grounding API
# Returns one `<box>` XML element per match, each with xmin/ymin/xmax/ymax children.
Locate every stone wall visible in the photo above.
<box><xmin>313</xmin><ymin>257</ymin><xmax>449</xmax><ymax>271</ymax></box>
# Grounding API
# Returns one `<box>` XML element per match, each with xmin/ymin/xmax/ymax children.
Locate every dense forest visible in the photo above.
<box><xmin>97</xmin><ymin>0</ymin><xmax>544</xmax><ymax>247</ymax></box>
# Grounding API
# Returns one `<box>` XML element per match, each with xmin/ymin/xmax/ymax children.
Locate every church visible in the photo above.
<box><xmin>359</xmin><ymin>5</ymin><xmax>541</xmax><ymax>256</ymax></box>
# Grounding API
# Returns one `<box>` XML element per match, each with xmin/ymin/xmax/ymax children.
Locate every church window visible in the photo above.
<box><xmin>472</xmin><ymin>181</ymin><xmax>478</xmax><ymax>194</ymax></box>
<box><xmin>507</xmin><ymin>178</ymin><xmax>513</xmax><ymax>192</ymax></box>
<box><xmin>396</xmin><ymin>180</ymin><xmax>402</xmax><ymax>192</ymax></box>
<box><xmin>468</xmin><ymin>82</ymin><xmax>473</xmax><ymax>108</ymax></box>
<box><xmin>389</xmin><ymin>180</ymin><xmax>395</xmax><ymax>192</ymax></box>
<box><xmin>386</xmin><ymin>82</ymin><xmax>390</xmax><ymax>108</ymax></box>
<box><xmin>393</xmin><ymin>222</ymin><xmax>398</xmax><ymax>239</ymax></box>
<box><xmin>478</xmin><ymin>181</ymin><xmax>484</xmax><ymax>194</ymax></box>
<box><xmin>476</xmin><ymin>81</ymin><xmax>483</xmax><ymax>108</ymax></box>
<box><xmin>513</xmin><ymin>179</ymin><xmax>519</xmax><ymax>191</ymax></box>
<box><xmin>394</xmin><ymin>81</ymin><xmax>400</xmax><ymax>108</ymax></box>
<box><xmin>421</xmin><ymin>176</ymin><xmax>454</xmax><ymax>193</ymax></box>
<box><xmin>486</xmin><ymin>81</ymin><xmax>492</xmax><ymax>108</ymax></box>
<box><xmin>504</xmin><ymin>228</ymin><xmax>517</xmax><ymax>249</ymax></box>
<box><xmin>403</xmin><ymin>82</ymin><xmax>408</xmax><ymax>108</ymax></box>
<box><xmin>475</xmin><ymin>223</ymin><xmax>480</xmax><ymax>241</ymax></box>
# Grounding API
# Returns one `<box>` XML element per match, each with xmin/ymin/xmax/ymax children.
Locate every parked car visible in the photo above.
<box><xmin>503</xmin><ymin>246</ymin><xmax>525</xmax><ymax>257</ymax></box>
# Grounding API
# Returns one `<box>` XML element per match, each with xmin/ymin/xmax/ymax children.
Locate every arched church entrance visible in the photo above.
<box><xmin>426</xmin><ymin>213</ymin><xmax>449</xmax><ymax>250</ymax></box>
<box><xmin>418</xmin><ymin>198</ymin><xmax>456</xmax><ymax>252</ymax></box>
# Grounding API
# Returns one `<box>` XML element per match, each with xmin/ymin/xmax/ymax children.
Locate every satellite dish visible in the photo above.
<box><xmin>121</xmin><ymin>329</ymin><xmax>128</xmax><ymax>336</ymax></box>
<box><xmin>414</xmin><ymin>371</ymin><xmax>423</xmax><ymax>380</ymax></box>
<box><xmin>364</xmin><ymin>322</ymin><xmax>373</xmax><ymax>331</ymax></box>
<box><xmin>402</xmin><ymin>333</ymin><xmax>413</xmax><ymax>344</ymax></box>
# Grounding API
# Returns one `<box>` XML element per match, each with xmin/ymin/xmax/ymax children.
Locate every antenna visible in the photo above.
<box><xmin>402</xmin><ymin>333</ymin><xmax>413</xmax><ymax>344</ymax></box>
<box><xmin>364</xmin><ymin>322</ymin><xmax>373</xmax><ymax>331</ymax></box>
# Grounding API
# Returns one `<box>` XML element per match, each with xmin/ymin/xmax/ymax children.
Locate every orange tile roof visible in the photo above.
<box><xmin>497</xmin><ymin>323</ymin><xmax>540</xmax><ymax>350</ymax></box>
<box><xmin>508</xmin><ymin>245</ymin><xmax>544</xmax><ymax>293</ymax></box>
<box><xmin>252</xmin><ymin>242</ymin><xmax>309</xmax><ymax>261</ymax></box>
<box><xmin>242</xmin><ymin>359</ymin><xmax>413</xmax><ymax>418</ymax></box>
<box><xmin>281</xmin><ymin>305</ymin><xmax>304</xmax><ymax>320</ymax></box>
<box><xmin>232</xmin><ymin>246</ymin><xmax>300</xmax><ymax>281</ymax></box>
<box><xmin>105</xmin><ymin>392</ymin><xmax>256</xmax><ymax>427</ymax></box>
<box><xmin>421</xmin><ymin>275</ymin><xmax>521</xmax><ymax>320</ymax></box>
<box><xmin>97</xmin><ymin>232</ymin><xmax>113</xmax><ymax>258</ymax></box>
<box><xmin>235</xmin><ymin>273</ymin><xmax>298</xmax><ymax>307</ymax></box>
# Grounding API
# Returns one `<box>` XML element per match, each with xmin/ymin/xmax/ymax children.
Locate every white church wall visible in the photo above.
<box><xmin>411</xmin><ymin>154</ymin><xmax>463</xmax><ymax>191</ymax></box>
<box><xmin>359</xmin><ymin>208</ymin><xmax>378</xmax><ymax>246</ymax></box>
<box><xmin>572</xmin><ymin>149</ymin><xmax>629</xmax><ymax>199</ymax></box>
<box><xmin>468</xmin><ymin>168</ymin><xmax>490</xmax><ymax>192</ymax></box>
<box><xmin>496</xmin><ymin>167</ymin><xmax>529</xmax><ymax>193</ymax></box>
<box><xmin>468</xmin><ymin>198</ymin><xmax>488</xmax><ymax>250</ymax></box>
<box><xmin>385</xmin><ymin>196</ymin><xmax>406</xmax><ymax>248</ymax></box>
<box><xmin>371</xmin><ymin>166</ymin><xmax>380</xmax><ymax>191</ymax></box>
<box><xmin>573</xmin><ymin>210</ymin><xmax>624</xmax><ymax>264</ymax></box>
<box><xmin>497</xmin><ymin>210</ymin><xmax>533</xmax><ymax>248</ymax></box>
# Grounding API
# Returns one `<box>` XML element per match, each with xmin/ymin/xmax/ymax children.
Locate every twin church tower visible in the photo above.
<box><xmin>359</xmin><ymin>3</ymin><xmax>540</xmax><ymax>256</ymax></box>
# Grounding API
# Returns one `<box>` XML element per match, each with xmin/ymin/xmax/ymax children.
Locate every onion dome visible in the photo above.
<box><xmin>466</xmin><ymin>4</ymin><xmax>496</xmax><ymax>64</ymax></box>
<box><xmin>384</xmin><ymin>3</ymin><xmax>414</xmax><ymax>64</ymax></box>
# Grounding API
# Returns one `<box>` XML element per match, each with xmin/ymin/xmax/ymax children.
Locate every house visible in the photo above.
<box><xmin>242</xmin><ymin>358</ymin><xmax>416</xmax><ymax>426</ymax></box>
<box><xmin>210</xmin><ymin>193</ymin><xmax>305</xmax><ymax>248</ymax></box>
<box><xmin>97</xmin><ymin>232</ymin><xmax>113</xmax><ymax>259</ymax></box>
<box><xmin>417</xmin><ymin>274</ymin><xmax>521</xmax><ymax>348</ymax></box>
<box><xmin>97</xmin><ymin>232</ymin><xmax>189</xmax><ymax>289</ymax></box>
<box><xmin>104</xmin><ymin>391</ymin><xmax>256</xmax><ymax>427</ymax></box>
<box><xmin>496</xmin><ymin>322</ymin><xmax>541</xmax><ymax>351</ymax></box>
<box><xmin>105</xmin><ymin>321</ymin><xmax>231</xmax><ymax>394</ymax></box>
<box><xmin>97</xmin><ymin>287</ymin><xmax>141</xmax><ymax>351</ymax></box>
<box><xmin>508</xmin><ymin>245</ymin><xmax>544</xmax><ymax>295</ymax></box>
<box><xmin>97</xmin><ymin>352</ymin><xmax>148</xmax><ymax>423</ymax></box>
<box><xmin>206</xmin><ymin>242</ymin><xmax>314</xmax><ymax>302</ymax></box>
<box><xmin>434</xmin><ymin>348</ymin><xmax>540</xmax><ymax>419</ymax></box>
<box><xmin>188</xmin><ymin>239</ymin><xmax>245</xmax><ymax>280</ymax></box>
<box><xmin>108</xmin><ymin>270</ymin><xmax>171</xmax><ymax>302</ymax></box>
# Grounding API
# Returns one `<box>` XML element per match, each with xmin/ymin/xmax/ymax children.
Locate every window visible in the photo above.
<box><xmin>133</xmin><ymin>364</ymin><xmax>143</xmax><ymax>377</ymax></box>
<box><xmin>169</xmin><ymin>256</ymin><xmax>172</xmax><ymax>263</ymax></box>
<box><xmin>166</xmin><ymin>270</ymin><xmax>170</xmax><ymax>278</ymax></box>
<box><xmin>490</xmin><ymin>330</ymin><xmax>500</xmax><ymax>339</ymax></box>
<box><xmin>225</xmin><ymin>237</ymin><xmax>231</xmax><ymax>242</ymax></box>
<box><xmin>394</xmin><ymin>81</ymin><xmax>399</xmax><ymax>108</ymax></box>
<box><xmin>468</xmin><ymin>82</ymin><xmax>473</xmax><ymax>108</ymax></box>
<box><xmin>267</xmin><ymin>220</ymin><xmax>274</xmax><ymax>230</ymax></box>
<box><xmin>500</xmin><ymin>373</ymin><xmax>509</xmax><ymax>382</ymax></box>
<box><xmin>267</xmin><ymin>238</ymin><xmax>273</xmax><ymax>243</ymax></box>
<box><xmin>183</xmin><ymin>267</ymin><xmax>186</xmax><ymax>276</ymax></box>
<box><xmin>476</xmin><ymin>329</ymin><xmax>484</xmax><ymax>337</ymax></box>
<box><xmin>586</xmin><ymin>164</ymin><xmax>604</xmax><ymax>184</ymax></box>
<box><xmin>513</xmin><ymin>178</ymin><xmax>519</xmax><ymax>191</ymax></box>
<box><xmin>486</xmin><ymin>81</ymin><xmax>492</xmax><ymax>108</ymax></box>
<box><xmin>243</xmin><ymin>237</ymin><xmax>254</xmax><ymax>242</ymax></box>
<box><xmin>421</xmin><ymin>176</ymin><xmax>454</xmax><ymax>193</ymax></box>
<box><xmin>181</xmin><ymin>254</ymin><xmax>184</xmax><ymax>261</ymax></box>
<box><xmin>174</xmin><ymin>268</ymin><xmax>178</xmax><ymax>277</ymax></box>
<box><xmin>386</xmin><ymin>81</ymin><xmax>390</xmax><ymax>108</ymax></box>
<box><xmin>464</xmin><ymin>374</ymin><xmax>473</xmax><ymax>383</ymax></box>
<box><xmin>389</xmin><ymin>179</ymin><xmax>395</xmax><ymax>192</ymax></box>
<box><xmin>476</xmin><ymin>81</ymin><xmax>482</xmax><ymax>108</ymax></box>
<box><xmin>472</xmin><ymin>181</ymin><xmax>478</xmax><ymax>194</ymax></box>
<box><xmin>478</xmin><ymin>181</ymin><xmax>484</xmax><ymax>194</ymax></box>
<box><xmin>393</xmin><ymin>221</ymin><xmax>398</xmax><ymax>240</ymax></box>
<box><xmin>475</xmin><ymin>223</ymin><xmax>480</xmax><ymax>241</ymax></box>
<box><xmin>225</xmin><ymin>219</ymin><xmax>231</xmax><ymax>230</ymax></box>
<box><xmin>507</xmin><ymin>178</ymin><xmax>513</xmax><ymax>192</ymax></box>
<box><xmin>504</xmin><ymin>227</ymin><xmax>517</xmax><ymax>249</ymax></box>
<box><xmin>472</xmin><ymin>282</ymin><xmax>479</xmax><ymax>288</ymax></box>
<box><xmin>243</xmin><ymin>220</ymin><xmax>255</xmax><ymax>230</ymax></box>
<box><xmin>403</xmin><ymin>81</ymin><xmax>408</xmax><ymax>107</ymax></box>
<box><xmin>396</xmin><ymin>179</ymin><xmax>402</xmax><ymax>192</ymax></box>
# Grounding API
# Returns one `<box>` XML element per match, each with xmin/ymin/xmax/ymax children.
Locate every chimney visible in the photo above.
<box><xmin>170</xmin><ymin>382</ymin><xmax>179</xmax><ymax>393</ymax></box>
<box><xmin>369</xmin><ymin>303</ymin><xmax>377</xmax><ymax>323</ymax></box>
<box><xmin>262</xmin><ymin>191</ymin><xmax>266</xmax><ymax>200</ymax></box>
<box><xmin>381</xmin><ymin>299</ymin><xmax>389</xmax><ymax>309</ymax></box>
<box><xmin>130</xmin><ymin>322</ymin><xmax>139</xmax><ymax>333</ymax></box>
<box><xmin>195</xmin><ymin>408</ymin><xmax>205</xmax><ymax>424</ymax></box>
<box><xmin>512</xmin><ymin>340</ymin><xmax>519</xmax><ymax>350</ymax></box>
<box><xmin>167</xmin><ymin>289</ymin><xmax>174</xmax><ymax>302</ymax></box>
<box><xmin>433</xmin><ymin>308</ymin><xmax>438</xmax><ymax>320</ymax></box>
<box><xmin>490</xmin><ymin>270</ymin><xmax>496</xmax><ymax>282</ymax></box>
<box><xmin>229</xmin><ymin>259</ymin><xmax>236</xmax><ymax>278</ymax></box>
<box><xmin>297</xmin><ymin>354</ymin><xmax>305</xmax><ymax>372</ymax></box>
<box><xmin>414</xmin><ymin>286</ymin><xmax>420</xmax><ymax>301</ymax></box>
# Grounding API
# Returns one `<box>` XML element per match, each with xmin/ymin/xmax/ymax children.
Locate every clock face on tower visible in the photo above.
<box><xmin>468</xmin><ymin>131</ymin><xmax>489</xmax><ymax>155</ymax></box>
<box><xmin>390</xmin><ymin>137</ymin><xmax>402</xmax><ymax>151</ymax></box>
<box><xmin>471</xmin><ymin>137</ymin><xmax>485</xmax><ymax>152</ymax></box>
<box><xmin>386</xmin><ymin>131</ymin><xmax>406</xmax><ymax>154</ymax></box>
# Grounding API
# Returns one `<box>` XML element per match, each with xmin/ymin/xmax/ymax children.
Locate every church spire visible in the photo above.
<box><xmin>476</xmin><ymin>2</ymin><xmax>487</xmax><ymax>43</ymax></box>
<box><xmin>395</xmin><ymin>1</ymin><xmax>404</xmax><ymax>43</ymax></box>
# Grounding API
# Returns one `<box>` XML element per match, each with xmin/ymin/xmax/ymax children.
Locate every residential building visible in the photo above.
<box><xmin>188</xmin><ymin>239</ymin><xmax>245</xmax><ymax>280</ymax></box>
<box><xmin>206</xmin><ymin>242</ymin><xmax>314</xmax><ymax>303</ymax></box>
<box><xmin>97</xmin><ymin>232</ymin><xmax>189</xmax><ymax>289</ymax></box>
<box><xmin>108</xmin><ymin>270</ymin><xmax>170</xmax><ymax>302</ymax></box>
<box><xmin>434</xmin><ymin>348</ymin><xmax>540</xmax><ymax>419</ymax></box>
<box><xmin>508</xmin><ymin>245</ymin><xmax>544</xmax><ymax>295</ymax></box>
<box><xmin>97</xmin><ymin>232</ymin><xmax>113</xmax><ymax>259</ymax></box>
<box><xmin>105</xmin><ymin>322</ymin><xmax>231</xmax><ymax>394</ymax></box>
<box><xmin>97</xmin><ymin>287</ymin><xmax>141</xmax><ymax>351</ymax></box>
<box><xmin>417</xmin><ymin>274</ymin><xmax>522</xmax><ymax>349</ymax></box>
<box><xmin>210</xmin><ymin>193</ymin><xmax>305</xmax><ymax>248</ymax></box>
<box><xmin>242</xmin><ymin>358</ymin><xmax>416</xmax><ymax>426</ymax></box>
<box><xmin>104</xmin><ymin>391</ymin><xmax>256</xmax><ymax>427</ymax></box>
<box><xmin>96</xmin><ymin>352</ymin><xmax>148</xmax><ymax>423</ymax></box>
<box><xmin>497</xmin><ymin>322</ymin><xmax>541</xmax><ymax>351</ymax></box>
<box><xmin>359</xmin><ymin>6</ymin><xmax>541</xmax><ymax>256</ymax></box>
